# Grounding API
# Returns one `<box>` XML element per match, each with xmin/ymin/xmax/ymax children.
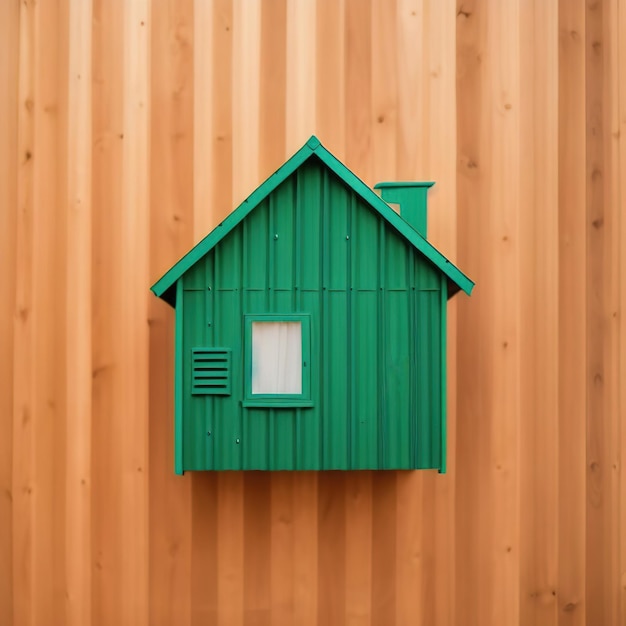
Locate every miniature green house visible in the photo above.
<box><xmin>152</xmin><ymin>136</ymin><xmax>473</xmax><ymax>474</ymax></box>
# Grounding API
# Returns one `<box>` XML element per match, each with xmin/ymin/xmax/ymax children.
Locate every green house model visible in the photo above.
<box><xmin>152</xmin><ymin>136</ymin><xmax>474</xmax><ymax>474</ymax></box>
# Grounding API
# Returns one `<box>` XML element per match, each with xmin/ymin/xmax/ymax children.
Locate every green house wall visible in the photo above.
<box><xmin>176</xmin><ymin>158</ymin><xmax>446</xmax><ymax>471</ymax></box>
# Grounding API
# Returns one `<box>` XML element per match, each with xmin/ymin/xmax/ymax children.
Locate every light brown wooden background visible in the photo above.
<box><xmin>1</xmin><ymin>0</ymin><xmax>625</xmax><ymax>624</ymax></box>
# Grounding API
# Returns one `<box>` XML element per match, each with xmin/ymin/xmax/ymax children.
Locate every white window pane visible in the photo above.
<box><xmin>252</xmin><ymin>322</ymin><xmax>302</xmax><ymax>394</ymax></box>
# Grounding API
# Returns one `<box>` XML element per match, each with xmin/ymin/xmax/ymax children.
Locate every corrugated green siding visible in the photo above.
<box><xmin>180</xmin><ymin>158</ymin><xmax>444</xmax><ymax>470</ymax></box>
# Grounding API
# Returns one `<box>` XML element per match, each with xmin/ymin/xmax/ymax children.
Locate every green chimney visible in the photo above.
<box><xmin>374</xmin><ymin>181</ymin><xmax>435</xmax><ymax>238</ymax></box>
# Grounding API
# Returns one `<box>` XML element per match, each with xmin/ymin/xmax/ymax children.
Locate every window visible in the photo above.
<box><xmin>244</xmin><ymin>314</ymin><xmax>312</xmax><ymax>407</ymax></box>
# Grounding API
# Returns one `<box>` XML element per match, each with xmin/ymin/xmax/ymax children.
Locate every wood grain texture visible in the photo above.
<box><xmin>2</xmin><ymin>1</ymin><xmax>626</xmax><ymax>624</ymax></box>
<box><xmin>518</xmin><ymin>2</ymin><xmax>559</xmax><ymax>625</ymax></box>
<box><xmin>0</xmin><ymin>1</ymin><xmax>19</xmax><ymax>624</ymax></box>
<box><xmin>65</xmin><ymin>1</ymin><xmax>93</xmax><ymax>624</ymax></box>
<box><xmin>557</xmin><ymin>1</ymin><xmax>587</xmax><ymax>623</ymax></box>
<box><xmin>618</xmin><ymin>4</ymin><xmax>626</xmax><ymax>623</ymax></box>
<box><xmin>92</xmin><ymin>1</ymin><xmax>125</xmax><ymax>622</ymax></box>
<box><xmin>456</xmin><ymin>2</ymin><xmax>492</xmax><ymax>623</ymax></box>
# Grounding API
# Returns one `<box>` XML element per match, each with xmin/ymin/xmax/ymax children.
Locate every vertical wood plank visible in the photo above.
<box><xmin>370</xmin><ymin>0</ymin><xmax>395</xmax><ymax>184</ymax></box>
<box><xmin>618</xmin><ymin>4</ymin><xmax>626</xmax><ymax>623</ymax></box>
<box><xmin>0</xmin><ymin>0</ymin><xmax>19</xmax><ymax>623</ymax></box>
<box><xmin>286</xmin><ymin>0</ymin><xmax>316</xmax><ymax>152</ymax></box>
<box><xmin>232</xmin><ymin>0</ymin><xmax>260</xmax><ymax>204</ymax></box>
<box><xmin>345</xmin><ymin>0</ymin><xmax>372</xmax><ymax>183</ymax></box>
<box><xmin>316</xmin><ymin>0</ymin><xmax>345</xmax><ymax>158</ymax></box>
<box><xmin>557</xmin><ymin>1</ymin><xmax>587</xmax><ymax>623</ymax></box>
<box><xmin>259</xmin><ymin>0</ymin><xmax>287</xmax><ymax>180</ymax></box>
<box><xmin>13</xmin><ymin>0</ymin><xmax>36</xmax><ymax>622</ymax></box>
<box><xmin>586</xmin><ymin>0</ymin><xmax>621</xmax><ymax>623</ymax></box>
<box><xmin>119</xmin><ymin>2</ymin><xmax>151</xmax><ymax>623</ymax></box>
<box><xmin>190</xmin><ymin>474</ymin><xmax>218</xmax><ymax>626</ymax></box>
<box><xmin>344</xmin><ymin>472</ymin><xmax>372</xmax><ymax>626</ymax></box>
<box><xmin>65</xmin><ymin>1</ymin><xmax>93</xmax><ymax>624</ymax></box>
<box><xmin>217</xmin><ymin>473</ymin><xmax>244</xmax><ymax>626</ymax></box>
<box><xmin>270</xmin><ymin>474</ymin><xmax>295</xmax><ymax>625</ymax></box>
<box><xmin>31</xmin><ymin>0</ymin><xmax>69</xmax><ymax>623</ymax></box>
<box><xmin>396</xmin><ymin>0</ymin><xmax>426</xmax><ymax>182</ymax></box>
<box><xmin>395</xmin><ymin>471</ymin><xmax>424</xmax><ymax>626</ymax></box>
<box><xmin>371</xmin><ymin>473</ymin><xmax>396</xmax><ymax>626</ymax></box>
<box><xmin>583</xmin><ymin>0</ymin><xmax>620</xmax><ymax>622</ymax></box>
<box><xmin>518</xmin><ymin>2</ymin><xmax>559</xmax><ymax>626</ymax></box>
<box><xmin>243</xmin><ymin>473</ymin><xmax>271</xmax><ymax>626</ymax></box>
<box><xmin>92</xmin><ymin>0</ymin><xmax>125</xmax><ymax>622</ymax></box>
<box><xmin>192</xmin><ymin>0</ymin><xmax>214</xmax><ymax>239</ymax></box>
<box><xmin>485</xmin><ymin>4</ymin><xmax>521</xmax><ymax>623</ymax></box>
<box><xmin>318</xmin><ymin>473</ymin><xmax>346</xmax><ymax>626</ymax></box>
<box><xmin>193</xmin><ymin>0</ymin><xmax>232</xmax><ymax>238</ymax></box>
<box><xmin>148</xmin><ymin>0</ymin><xmax>194</xmax><ymax>624</ymax></box>
<box><xmin>604</xmin><ymin>3</ymin><xmax>622</xmax><ymax>623</ymax></box>
<box><xmin>292</xmin><ymin>473</ymin><xmax>318</xmax><ymax>626</ymax></box>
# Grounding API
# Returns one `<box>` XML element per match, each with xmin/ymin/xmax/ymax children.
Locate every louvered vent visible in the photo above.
<box><xmin>192</xmin><ymin>348</ymin><xmax>232</xmax><ymax>395</ymax></box>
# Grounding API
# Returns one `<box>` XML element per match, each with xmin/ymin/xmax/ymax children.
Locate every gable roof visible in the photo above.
<box><xmin>151</xmin><ymin>136</ymin><xmax>474</xmax><ymax>306</ymax></box>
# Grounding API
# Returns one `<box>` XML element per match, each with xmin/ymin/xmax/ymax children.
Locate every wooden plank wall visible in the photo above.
<box><xmin>1</xmin><ymin>0</ymin><xmax>625</xmax><ymax>624</ymax></box>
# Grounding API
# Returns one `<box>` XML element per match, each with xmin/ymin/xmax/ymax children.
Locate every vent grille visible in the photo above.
<box><xmin>192</xmin><ymin>348</ymin><xmax>231</xmax><ymax>395</ymax></box>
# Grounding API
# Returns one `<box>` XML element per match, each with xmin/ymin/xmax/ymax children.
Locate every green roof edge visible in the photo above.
<box><xmin>151</xmin><ymin>135</ymin><xmax>474</xmax><ymax>306</ymax></box>
<box><xmin>374</xmin><ymin>181</ymin><xmax>435</xmax><ymax>189</ymax></box>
